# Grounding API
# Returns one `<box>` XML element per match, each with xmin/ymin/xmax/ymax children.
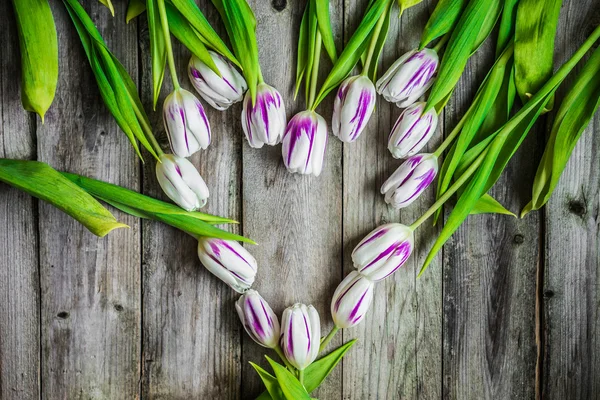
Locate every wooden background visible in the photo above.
<box><xmin>1</xmin><ymin>0</ymin><xmax>598</xmax><ymax>398</ymax></box>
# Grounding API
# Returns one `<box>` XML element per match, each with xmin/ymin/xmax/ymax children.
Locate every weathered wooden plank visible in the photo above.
<box><xmin>0</xmin><ymin>1</ymin><xmax>40</xmax><ymax>398</ymax></box>
<box><xmin>441</xmin><ymin>38</ymin><xmax>538</xmax><ymax>399</ymax></box>
<box><xmin>37</xmin><ymin>2</ymin><xmax>141</xmax><ymax>398</ymax></box>
<box><xmin>240</xmin><ymin>0</ymin><xmax>344</xmax><ymax>398</ymax></box>
<box><xmin>139</xmin><ymin>2</ymin><xmax>243</xmax><ymax>398</ymax></box>
<box><xmin>340</xmin><ymin>2</ymin><xmax>443</xmax><ymax>399</ymax></box>
<box><xmin>543</xmin><ymin>1</ymin><xmax>600</xmax><ymax>398</ymax></box>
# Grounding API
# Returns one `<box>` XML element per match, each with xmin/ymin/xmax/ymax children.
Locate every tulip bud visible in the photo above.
<box><xmin>241</xmin><ymin>83</ymin><xmax>287</xmax><ymax>148</ymax></box>
<box><xmin>281</xmin><ymin>110</ymin><xmax>328</xmax><ymax>176</ymax></box>
<box><xmin>188</xmin><ymin>52</ymin><xmax>247</xmax><ymax>111</ymax></box>
<box><xmin>352</xmin><ymin>223</ymin><xmax>414</xmax><ymax>281</ymax></box>
<box><xmin>235</xmin><ymin>290</ymin><xmax>280</xmax><ymax>348</ymax></box>
<box><xmin>376</xmin><ymin>48</ymin><xmax>438</xmax><ymax>108</ymax></box>
<box><xmin>156</xmin><ymin>154</ymin><xmax>209</xmax><ymax>211</ymax></box>
<box><xmin>197</xmin><ymin>238</ymin><xmax>257</xmax><ymax>293</ymax></box>
<box><xmin>331</xmin><ymin>271</ymin><xmax>374</xmax><ymax>329</ymax></box>
<box><xmin>332</xmin><ymin>75</ymin><xmax>376</xmax><ymax>143</ymax></box>
<box><xmin>280</xmin><ymin>303</ymin><xmax>321</xmax><ymax>370</ymax></box>
<box><xmin>388</xmin><ymin>102</ymin><xmax>438</xmax><ymax>159</ymax></box>
<box><xmin>163</xmin><ymin>88</ymin><xmax>211</xmax><ymax>157</ymax></box>
<box><xmin>381</xmin><ymin>154</ymin><xmax>438</xmax><ymax>209</ymax></box>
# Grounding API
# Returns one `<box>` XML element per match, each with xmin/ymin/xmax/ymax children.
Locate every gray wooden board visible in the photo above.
<box><xmin>0</xmin><ymin>0</ymin><xmax>598</xmax><ymax>399</ymax></box>
<box><xmin>0</xmin><ymin>0</ymin><xmax>40</xmax><ymax>398</ymax></box>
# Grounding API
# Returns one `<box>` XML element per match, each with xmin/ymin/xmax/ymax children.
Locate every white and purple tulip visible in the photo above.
<box><xmin>381</xmin><ymin>154</ymin><xmax>438</xmax><ymax>209</ymax></box>
<box><xmin>388</xmin><ymin>102</ymin><xmax>438</xmax><ymax>159</ymax></box>
<box><xmin>241</xmin><ymin>83</ymin><xmax>287</xmax><ymax>148</ymax></box>
<box><xmin>352</xmin><ymin>223</ymin><xmax>414</xmax><ymax>281</ymax></box>
<box><xmin>155</xmin><ymin>154</ymin><xmax>209</xmax><ymax>211</ymax></box>
<box><xmin>376</xmin><ymin>48</ymin><xmax>439</xmax><ymax>108</ymax></box>
<box><xmin>163</xmin><ymin>88</ymin><xmax>211</xmax><ymax>158</ymax></box>
<box><xmin>332</xmin><ymin>75</ymin><xmax>376</xmax><ymax>143</ymax></box>
<box><xmin>331</xmin><ymin>271</ymin><xmax>374</xmax><ymax>329</ymax></box>
<box><xmin>235</xmin><ymin>290</ymin><xmax>280</xmax><ymax>348</ymax></box>
<box><xmin>280</xmin><ymin>303</ymin><xmax>321</xmax><ymax>370</ymax></box>
<box><xmin>188</xmin><ymin>52</ymin><xmax>247</xmax><ymax>111</ymax></box>
<box><xmin>197</xmin><ymin>238</ymin><xmax>257</xmax><ymax>293</ymax></box>
<box><xmin>281</xmin><ymin>110</ymin><xmax>328</xmax><ymax>176</ymax></box>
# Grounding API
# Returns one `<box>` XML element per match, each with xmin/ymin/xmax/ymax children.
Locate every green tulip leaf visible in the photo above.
<box><xmin>266</xmin><ymin>357</ymin><xmax>311</xmax><ymax>400</ymax></box>
<box><xmin>295</xmin><ymin>2</ymin><xmax>312</xmax><ymax>99</ymax></box>
<box><xmin>0</xmin><ymin>160</ymin><xmax>127</xmax><ymax>237</ymax></box>
<box><xmin>13</xmin><ymin>0</ymin><xmax>58</xmax><ymax>121</ymax></box>
<box><xmin>126</xmin><ymin>0</ymin><xmax>146</xmax><ymax>22</ymax></box>
<box><xmin>471</xmin><ymin>194</ymin><xmax>515</xmax><ymax>216</ymax></box>
<box><xmin>98</xmin><ymin>0</ymin><xmax>115</xmax><ymax>16</ymax></box>
<box><xmin>496</xmin><ymin>0</ymin><xmax>519</xmax><ymax>55</ymax></box>
<box><xmin>514</xmin><ymin>0</ymin><xmax>563</xmax><ymax>108</ymax></box>
<box><xmin>251</xmin><ymin>363</ymin><xmax>286</xmax><ymax>400</ymax></box>
<box><xmin>419</xmin><ymin>0</ymin><xmax>467</xmax><ymax>49</ymax></box>
<box><xmin>523</xmin><ymin>45</ymin><xmax>600</xmax><ymax>216</ymax></box>
<box><xmin>315</xmin><ymin>0</ymin><xmax>337</xmax><ymax>63</ymax></box>
<box><xmin>147</xmin><ymin>0</ymin><xmax>167</xmax><ymax>109</ymax></box>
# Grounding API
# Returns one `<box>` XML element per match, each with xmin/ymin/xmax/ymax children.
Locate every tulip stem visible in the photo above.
<box><xmin>319</xmin><ymin>326</ymin><xmax>339</xmax><ymax>353</ymax></box>
<box><xmin>156</xmin><ymin>0</ymin><xmax>180</xmax><ymax>90</ymax></box>
<box><xmin>361</xmin><ymin>3</ymin><xmax>389</xmax><ymax>77</ymax></box>
<box><xmin>409</xmin><ymin>148</ymin><xmax>488</xmax><ymax>231</ymax></box>
<box><xmin>307</xmin><ymin>30</ymin><xmax>322</xmax><ymax>110</ymax></box>
<box><xmin>298</xmin><ymin>369</ymin><xmax>305</xmax><ymax>386</ymax></box>
<box><xmin>432</xmin><ymin>116</ymin><xmax>467</xmax><ymax>158</ymax></box>
<box><xmin>274</xmin><ymin>345</ymin><xmax>296</xmax><ymax>371</ymax></box>
<box><xmin>124</xmin><ymin>90</ymin><xmax>165</xmax><ymax>159</ymax></box>
<box><xmin>432</xmin><ymin>33</ymin><xmax>450</xmax><ymax>53</ymax></box>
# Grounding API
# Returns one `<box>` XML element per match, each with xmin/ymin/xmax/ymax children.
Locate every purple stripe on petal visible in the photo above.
<box><xmin>287</xmin><ymin>318</ymin><xmax>294</xmax><ymax>354</ymax></box>
<box><xmin>348</xmin><ymin>289</ymin><xmax>369</xmax><ymax>323</ymax></box>
<box><xmin>333</xmin><ymin>279</ymin><xmax>360</xmax><ymax>312</ymax></box>
<box><xmin>379</xmin><ymin>242</ymin><xmax>412</xmax><ymax>279</ymax></box>
<box><xmin>401</xmin><ymin>168</ymin><xmax>436</xmax><ymax>204</ymax></box>
<box><xmin>348</xmin><ymin>89</ymin><xmax>374</xmax><ymax>140</ymax></box>
<box><xmin>260</xmin><ymin>300</ymin><xmax>274</xmax><ymax>328</ymax></box>
<box><xmin>361</xmin><ymin>241</ymin><xmax>401</xmax><ymax>271</ymax></box>
<box><xmin>247</xmin><ymin>298</ymin><xmax>265</xmax><ymax>338</ymax></box>
<box><xmin>356</xmin><ymin>228</ymin><xmax>388</xmax><ymax>249</ymax></box>
<box><xmin>303</xmin><ymin>314</ymin><xmax>311</xmax><ymax>353</ymax></box>
<box><xmin>220</xmin><ymin>240</ymin><xmax>253</xmax><ymax>267</ymax></box>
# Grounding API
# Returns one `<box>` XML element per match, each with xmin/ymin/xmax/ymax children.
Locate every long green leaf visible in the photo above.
<box><xmin>147</xmin><ymin>0</ymin><xmax>167</xmax><ymax>109</ymax></box>
<box><xmin>314</xmin><ymin>0</ymin><xmax>337</xmax><ymax>63</ymax></box>
<box><xmin>471</xmin><ymin>194</ymin><xmax>515</xmax><ymax>216</ymax></box>
<box><xmin>98</xmin><ymin>0</ymin><xmax>115</xmax><ymax>15</ymax></box>
<box><xmin>13</xmin><ymin>0</ymin><xmax>58</xmax><ymax>121</ymax></box>
<box><xmin>312</xmin><ymin>0</ymin><xmax>391</xmax><ymax>108</ymax></box>
<box><xmin>398</xmin><ymin>0</ymin><xmax>424</xmax><ymax>14</ymax></box>
<box><xmin>165</xmin><ymin>3</ymin><xmax>221</xmax><ymax>76</ymax></box>
<box><xmin>304</xmin><ymin>0</ymin><xmax>318</xmax><ymax>102</ymax></box>
<box><xmin>471</xmin><ymin>0</ymin><xmax>502</xmax><ymax>54</ymax></box>
<box><xmin>366</xmin><ymin>1</ymin><xmax>392</xmax><ymax>82</ymax></box>
<box><xmin>250</xmin><ymin>363</ymin><xmax>285</xmax><ymax>400</ymax></box>
<box><xmin>295</xmin><ymin>3</ymin><xmax>311</xmax><ymax>99</ymax></box>
<box><xmin>0</xmin><ymin>160</ymin><xmax>127</xmax><ymax>237</ymax></box>
<box><xmin>61</xmin><ymin>172</ymin><xmax>237</xmax><ymax>224</ymax></box>
<box><xmin>523</xmin><ymin>46</ymin><xmax>600</xmax><ymax>215</ymax></box>
<box><xmin>127</xmin><ymin>0</ymin><xmax>146</xmax><ymax>22</ymax></box>
<box><xmin>425</xmin><ymin>0</ymin><xmax>495</xmax><ymax>111</ymax></box>
<box><xmin>266</xmin><ymin>357</ymin><xmax>311</xmax><ymax>400</ymax></box>
<box><xmin>496</xmin><ymin>0</ymin><xmax>519</xmax><ymax>55</ymax></box>
<box><xmin>514</xmin><ymin>0</ymin><xmax>562</xmax><ymax>107</ymax></box>
<box><xmin>419</xmin><ymin>0</ymin><xmax>467</xmax><ymax>49</ymax></box>
<box><xmin>170</xmin><ymin>0</ymin><xmax>239</xmax><ymax>67</ymax></box>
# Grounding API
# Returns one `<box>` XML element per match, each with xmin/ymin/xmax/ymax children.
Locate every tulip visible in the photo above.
<box><xmin>163</xmin><ymin>88</ymin><xmax>211</xmax><ymax>157</ymax></box>
<box><xmin>332</xmin><ymin>75</ymin><xmax>377</xmax><ymax>143</ymax></box>
<box><xmin>280</xmin><ymin>303</ymin><xmax>321</xmax><ymax>370</ymax></box>
<box><xmin>235</xmin><ymin>290</ymin><xmax>280</xmax><ymax>348</ymax></box>
<box><xmin>188</xmin><ymin>52</ymin><xmax>247</xmax><ymax>111</ymax></box>
<box><xmin>381</xmin><ymin>154</ymin><xmax>438</xmax><ymax>209</ymax></box>
<box><xmin>388</xmin><ymin>102</ymin><xmax>438</xmax><ymax>159</ymax></box>
<box><xmin>241</xmin><ymin>83</ymin><xmax>287</xmax><ymax>148</ymax></box>
<box><xmin>331</xmin><ymin>271</ymin><xmax>374</xmax><ymax>329</ymax></box>
<box><xmin>376</xmin><ymin>48</ymin><xmax>439</xmax><ymax>108</ymax></box>
<box><xmin>156</xmin><ymin>154</ymin><xmax>209</xmax><ymax>211</ymax></box>
<box><xmin>197</xmin><ymin>238</ymin><xmax>257</xmax><ymax>293</ymax></box>
<box><xmin>352</xmin><ymin>223</ymin><xmax>414</xmax><ymax>281</ymax></box>
<box><xmin>281</xmin><ymin>110</ymin><xmax>328</xmax><ymax>176</ymax></box>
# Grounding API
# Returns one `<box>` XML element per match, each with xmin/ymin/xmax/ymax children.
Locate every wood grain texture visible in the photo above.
<box><xmin>36</xmin><ymin>2</ymin><xmax>141</xmax><ymax>398</ymax></box>
<box><xmin>543</xmin><ymin>1</ymin><xmax>600</xmax><ymax>398</ymax></box>
<box><xmin>139</xmin><ymin>2</ymin><xmax>243</xmax><ymax>398</ymax></box>
<box><xmin>0</xmin><ymin>1</ymin><xmax>40</xmax><ymax>398</ymax></box>
<box><xmin>441</xmin><ymin>38</ymin><xmax>539</xmax><ymax>400</ymax></box>
<box><xmin>239</xmin><ymin>0</ymin><xmax>344</xmax><ymax>399</ymax></box>
<box><xmin>340</xmin><ymin>2</ymin><xmax>443</xmax><ymax>399</ymax></box>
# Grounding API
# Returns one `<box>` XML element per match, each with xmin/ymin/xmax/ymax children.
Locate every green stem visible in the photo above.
<box><xmin>298</xmin><ymin>369</ymin><xmax>305</xmax><ymax>387</ymax></box>
<box><xmin>308</xmin><ymin>30</ymin><xmax>322</xmax><ymax>110</ymax></box>
<box><xmin>319</xmin><ymin>326</ymin><xmax>339</xmax><ymax>353</ymax></box>
<box><xmin>156</xmin><ymin>0</ymin><xmax>180</xmax><ymax>90</ymax></box>
<box><xmin>432</xmin><ymin>33</ymin><xmax>450</xmax><ymax>53</ymax></box>
<box><xmin>432</xmin><ymin>117</ymin><xmax>466</xmax><ymax>158</ymax></box>
<box><xmin>361</xmin><ymin>5</ymin><xmax>388</xmax><ymax>76</ymax></box>
<box><xmin>257</xmin><ymin>67</ymin><xmax>265</xmax><ymax>84</ymax></box>
<box><xmin>274</xmin><ymin>345</ymin><xmax>296</xmax><ymax>372</ymax></box>
<box><xmin>409</xmin><ymin>148</ymin><xmax>488</xmax><ymax>231</ymax></box>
